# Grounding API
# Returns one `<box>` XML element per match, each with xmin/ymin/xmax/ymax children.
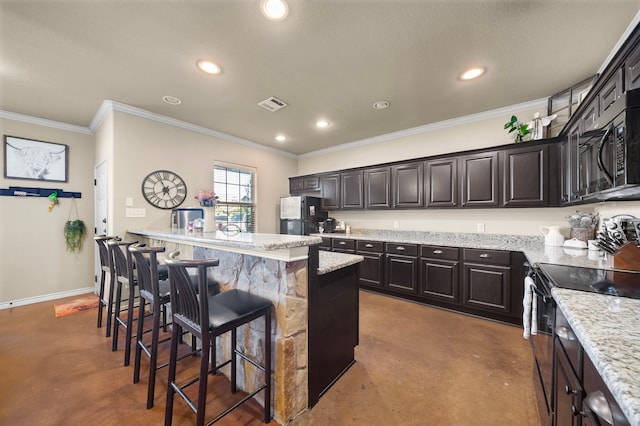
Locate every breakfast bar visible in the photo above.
<box><xmin>127</xmin><ymin>229</ymin><xmax>363</xmax><ymax>424</ymax></box>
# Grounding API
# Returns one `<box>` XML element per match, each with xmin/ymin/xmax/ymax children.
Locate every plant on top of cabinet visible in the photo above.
<box><xmin>504</xmin><ymin>115</ymin><xmax>532</xmax><ymax>143</ymax></box>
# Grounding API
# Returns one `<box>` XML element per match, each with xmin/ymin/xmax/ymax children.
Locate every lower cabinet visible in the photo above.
<box><xmin>419</xmin><ymin>245</ymin><xmax>459</xmax><ymax>302</ymax></box>
<box><xmin>385</xmin><ymin>243</ymin><xmax>419</xmax><ymax>295</ymax></box>
<box><xmin>356</xmin><ymin>240</ymin><xmax>384</xmax><ymax>288</ymax></box>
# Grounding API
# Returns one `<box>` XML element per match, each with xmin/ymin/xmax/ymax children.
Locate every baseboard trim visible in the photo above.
<box><xmin>0</xmin><ymin>287</ymin><xmax>95</xmax><ymax>310</ymax></box>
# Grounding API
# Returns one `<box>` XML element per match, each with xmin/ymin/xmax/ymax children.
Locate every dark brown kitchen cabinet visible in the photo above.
<box><xmin>364</xmin><ymin>167</ymin><xmax>391</xmax><ymax>209</ymax></box>
<box><xmin>332</xmin><ymin>238</ymin><xmax>356</xmax><ymax>253</ymax></box>
<box><xmin>599</xmin><ymin>68</ymin><xmax>623</xmax><ymax>117</ymax></box>
<box><xmin>501</xmin><ymin>143</ymin><xmax>549</xmax><ymax>207</ymax></box>
<box><xmin>320</xmin><ymin>173</ymin><xmax>341</xmax><ymax>210</ymax></box>
<box><xmin>425</xmin><ymin>158</ymin><xmax>457</xmax><ymax>207</ymax></box>
<box><xmin>385</xmin><ymin>243</ymin><xmax>419</xmax><ymax>294</ymax></box>
<box><xmin>289</xmin><ymin>176</ymin><xmax>320</xmax><ymax>194</ymax></box>
<box><xmin>554</xmin><ymin>338</ymin><xmax>583</xmax><ymax>426</ymax></box>
<box><xmin>626</xmin><ymin>43</ymin><xmax>640</xmax><ymax>91</ymax></box>
<box><xmin>341</xmin><ymin>170</ymin><xmax>364</xmax><ymax>209</ymax></box>
<box><xmin>319</xmin><ymin>237</ymin><xmax>332</xmax><ymax>251</ymax></box>
<box><xmin>419</xmin><ymin>245</ymin><xmax>459</xmax><ymax>302</ymax></box>
<box><xmin>580</xmin><ymin>99</ymin><xmax>599</xmax><ymax>133</ymax></box>
<box><xmin>391</xmin><ymin>162</ymin><xmax>424</xmax><ymax>208</ymax></box>
<box><xmin>461</xmin><ymin>248</ymin><xmax>511</xmax><ymax>315</ymax></box>
<box><xmin>562</xmin><ymin>122</ymin><xmax>582</xmax><ymax>204</ymax></box>
<box><xmin>356</xmin><ymin>240</ymin><xmax>384</xmax><ymax>288</ymax></box>
<box><xmin>460</xmin><ymin>152</ymin><xmax>499</xmax><ymax>207</ymax></box>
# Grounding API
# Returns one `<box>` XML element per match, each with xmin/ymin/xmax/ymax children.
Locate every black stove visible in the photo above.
<box><xmin>537</xmin><ymin>263</ymin><xmax>640</xmax><ymax>299</ymax></box>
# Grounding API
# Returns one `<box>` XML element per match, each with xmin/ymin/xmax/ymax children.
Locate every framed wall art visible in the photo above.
<box><xmin>3</xmin><ymin>135</ymin><xmax>68</xmax><ymax>182</ymax></box>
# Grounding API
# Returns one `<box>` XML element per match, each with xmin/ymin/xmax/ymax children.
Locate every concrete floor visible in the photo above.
<box><xmin>0</xmin><ymin>290</ymin><xmax>540</xmax><ymax>425</ymax></box>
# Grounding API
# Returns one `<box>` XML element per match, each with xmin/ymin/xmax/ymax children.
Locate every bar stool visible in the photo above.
<box><xmin>130</xmin><ymin>244</ymin><xmax>171</xmax><ymax>408</ymax></box>
<box><xmin>164</xmin><ymin>257</ymin><xmax>272</xmax><ymax>426</ymax></box>
<box><xmin>94</xmin><ymin>235</ymin><xmax>119</xmax><ymax>335</ymax></box>
<box><xmin>107</xmin><ymin>239</ymin><xmax>138</xmax><ymax>366</ymax></box>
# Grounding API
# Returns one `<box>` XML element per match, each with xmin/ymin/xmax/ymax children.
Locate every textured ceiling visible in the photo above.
<box><xmin>1</xmin><ymin>0</ymin><xmax>639</xmax><ymax>155</ymax></box>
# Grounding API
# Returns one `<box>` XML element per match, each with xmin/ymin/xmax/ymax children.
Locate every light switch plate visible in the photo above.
<box><xmin>126</xmin><ymin>207</ymin><xmax>146</xmax><ymax>218</ymax></box>
<box><xmin>125</xmin><ymin>197</ymin><xmax>133</xmax><ymax>207</ymax></box>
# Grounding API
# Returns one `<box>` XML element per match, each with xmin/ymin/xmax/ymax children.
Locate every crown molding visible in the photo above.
<box><xmin>0</xmin><ymin>110</ymin><xmax>92</xmax><ymax>134</ymax></box>
<box><xmin>299</xmin><ymin>97</ymin><xmax>548</xmax><ymax>159</ymax></box>
<box><xmin>90</xmin><ymin>100</ymin><xmax>298</xmax><ymax>159</ymax></box>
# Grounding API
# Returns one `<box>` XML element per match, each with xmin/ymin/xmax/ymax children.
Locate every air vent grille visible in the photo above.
<box><xmin>258</xmin><ymin>96</ymin><xmax>288</xmax><ymax>112</ymax></box>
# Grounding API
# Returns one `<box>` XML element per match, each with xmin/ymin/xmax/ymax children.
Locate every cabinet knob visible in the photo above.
<box><xmin>365</xmin><ymin>244</ymin><xmax>373</xmax><ymax>248</ymax></box>
<box><xmin>433</xmin><ymin>250</ymin><xmax>443</xmax><ymax>254</ymax></box>
<box><xmin>571</xmin><ymin>405</ymin><xmax>581</xmax><ymax>416</ymax></box>
<box><xmin>396</xmin><ymin>246</ymin><xmax>405</xmax><ymax>251</ymax></box>
<box><xmin>565</xmin><ymin>385</ymin><xmax>577</xmax><ymax>395</ymax></box>
<box><xmin>479</xmin><ymin>253</ymin><xmax>489</xmax><ymax>258</ymax></box>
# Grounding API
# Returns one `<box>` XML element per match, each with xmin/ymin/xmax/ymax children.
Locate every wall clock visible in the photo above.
<box><xmin>141</xmin><ymin>169</ymin><xmax>187</xmax><ymax>209</ymax></box>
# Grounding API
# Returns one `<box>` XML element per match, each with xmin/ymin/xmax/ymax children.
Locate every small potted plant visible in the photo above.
<box><xmin>64</xmin><ymin>219</ymin><xmax>87</xmax><ymax>253</ymax></box>
<box><xmin>566</xmin><ymin>211</ymin><xmax>599</xmax><ymax>242</ymax></box>
<box><xmin>504</xmin><ymin>115</ymin><xmax>531</xmax><ymax>143</ymax></box>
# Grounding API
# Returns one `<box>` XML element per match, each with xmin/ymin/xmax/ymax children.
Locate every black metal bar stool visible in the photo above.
<box><xmin>164</xmin><ymin>256</ymin><xmax>272</xmax><ymax>426</ymax></box>
<box><xmin>93</xmin><ymin>235</ymin><xmax>119</xmax><ymax>335</ymax></box>
<box><xmin>107</xmin><ymin>239</ymin><xmax>139</xmax><ymax>366</ymax></box>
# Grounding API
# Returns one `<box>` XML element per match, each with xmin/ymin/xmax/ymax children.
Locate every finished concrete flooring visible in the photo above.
<box><xmin>0</xmin><ymin>290</ymin><xmax>540</xmax><ymax>425</ymax></box>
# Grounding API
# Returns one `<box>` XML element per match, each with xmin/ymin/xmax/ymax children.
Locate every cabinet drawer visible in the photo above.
<box><xmin>385</xmin><ymin>242</ymin><xmax>418</xmax><ymax>256</ymax></box>
<box><xmin>463</xmin><ymin>248</ymin><xmax>510</xmax><ymax>266</ymax></box>
<box><xmin>332</xmin><ymin>238</ymin><xmax>356</xmax><ymax>251</ymax></box>
<box><xmin>421</xmin><ymin>245</ymin><xmax>459</xmax><ymax>261</ymax></box>
<box><xmin>319</xmin><ymin>237</ymin><xmax>332</xmax><ymax>248</ymax></box>
<box><xmin>357</xmin><ymin>240</ymin><xmax>384</xmax><ymax>253</ymax></box>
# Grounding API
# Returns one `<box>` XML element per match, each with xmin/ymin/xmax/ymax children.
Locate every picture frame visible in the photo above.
<box><xmin>3</xmin><ymin>135</ymin><xmax>68</xmax><ymax>182</ymax></box>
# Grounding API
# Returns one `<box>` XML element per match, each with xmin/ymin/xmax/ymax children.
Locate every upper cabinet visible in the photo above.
<box><xmin>626</xmin><ymin>42</ymin><xmax>640</xmax><ymax>90</ymax></box>
<box><xmin>341</xmin><ymin>170</ymin><xmax>364</xmax><ymax>209</ymax></box>
<box><xmin>320</xmin><ymin>173</ymin><xmax>341</xmax><ymax>210</ymax></box>
<box><xmin>392</xmin><ymin>162</ymin><xmax>424</xmax><ymax>208</ymax></box>
<box><xmin>289</xmin><ymin>175</ymin><xmax>320</xmax><ymax>194</ymax></box>
<box><xmin>425</xmin><ymin>158</ymin><xmax>457</xmax><ymax>208</ymax></box>
<box><xmin>599</xmin><ymin>68</ymin><xmax>624</xmax><ymax>117</ymax></box>
<box><xmin>501</xmin><ymin>144</ymin><xmax>551</xmax><ymax>207</ymax></box>
<box><xmin>364</xmin><ymin>167</ymin><xmax>391</xmax><ymax>209</ymax></box>
<box><xmin>459</xmin><ymin>152</ymin><xmax>499</xmax><ymax>208</ymax></box>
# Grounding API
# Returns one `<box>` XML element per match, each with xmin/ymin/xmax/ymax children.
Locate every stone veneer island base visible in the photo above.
<box><xmin>127</xmin><ymin>229</ymin><xmax>362</xmax><ymax>424</ymax></box>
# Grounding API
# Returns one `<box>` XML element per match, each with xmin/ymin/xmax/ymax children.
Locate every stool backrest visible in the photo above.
<box><xmin>94</xmin><ymin>235</ymin><xmax>118</xmax><ymax>272</ymax></box>
<box><xmin>164</xmin><ymin>258</ymin><xmax>219</xmax><ymax>336</ymax></box>
<box><xmin>129</xmin><ymin>244</ymin><xmax>165</xmax><ymax>301</ymax></box>
<box><xmin>107</xmin><ymin>240</ymin><xmax>136</xmax><ymax>285</ymax></box>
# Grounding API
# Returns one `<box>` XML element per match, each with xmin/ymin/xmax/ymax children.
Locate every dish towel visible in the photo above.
<box><xmin>522</xmin><ymin>276</ymin><xmax>538</xmax><ymax>339</ymax></box>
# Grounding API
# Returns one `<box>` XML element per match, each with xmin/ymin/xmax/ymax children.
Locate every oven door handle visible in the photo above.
<box><xmin>596</xmin><ymin>124</ymin><xmax>614</xmax><ymax>185</ymax></box>
<box><xmin>532</xmin><ymin>285</ymin><xmax>552</xmax><ymax>304</ymax></box>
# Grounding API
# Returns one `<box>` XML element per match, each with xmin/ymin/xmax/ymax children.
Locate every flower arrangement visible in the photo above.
<box><xmin>504</xmin><ymin>115</ymin><xmax>531</xmax><ymax>143</ymax></box>
<box><xmin>194</xmin><ymin>190</ymin><xmax>218</xmax><ymax>207</ymax></box>
<box><xmin>566</xmin><ymin>211</ymin><xmax>599</xmax><ymax>229</ymax></box>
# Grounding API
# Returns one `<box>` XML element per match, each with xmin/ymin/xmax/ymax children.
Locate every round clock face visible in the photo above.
<box><xmin>141</xmin><ymin>170</ymin><xmax>187</xmax><ymax>209</ymax></box>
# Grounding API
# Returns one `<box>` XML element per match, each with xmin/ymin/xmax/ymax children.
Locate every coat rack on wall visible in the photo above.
<box><xmin>0</xmin><ymin>186</ymin><xmax>82</xmax><ymax>199</ymax></box>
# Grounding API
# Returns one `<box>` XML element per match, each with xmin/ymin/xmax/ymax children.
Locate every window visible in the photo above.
<box><xmin>213</xmin><ymin>163</ymin><xmax>255</xmax><ymax>232</ymax></box>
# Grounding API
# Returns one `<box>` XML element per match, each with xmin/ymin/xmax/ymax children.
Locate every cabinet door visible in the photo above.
<box><xmin>425</xmin><ymin>158</ymin><xmax>458</xmax><ymax>207</ymax></box>
<box><xmin>385</xmin><ymin>254</ymin><xmax>418</xmax><ymax>294</ymax></box>
<box><xmin>364</xmin><ymin>167</ymin><xmax>391</xmax><ymax>209</ymax></box>
<box><xmin>359</xmin><ymin>253</ymin><xmax>384</xmax><ymax>288</ymax></box>
<box><xmin>599</xmin><ymin>68</ymin><xmax>623</xmax><ymax>117</ymax></box>
<box><xmin>554</xmin><ymin>340</ymin><xmax>583</xmax><ymax>426</ymax></box>
<box><xmin>626</xmin><ymin>43</ymin><xmax>640</xmax><ymax>91</ymax></box>
<box><xmin>581</xmin><ymin>100</ymin><xmax>598</xmax><ymax>133</ymax></box>
<box><xmin>502</xmin><ymin>144</ymin><xmax>549</xmax><ymax>207</ymax></box>
<box><xmin>461</xmin><ymin>263</ymin><xmax>511</xmax><ymax>314</ymax></box>
<box><xmin>460</xmin><ymin>152</ymin><xmax>499</xmax><ymax>207</ymax></box>
<box><xmin>391</xmin><ymin>162</ymin><xmax>424</xmax><ymax>208</ymax></box>
<box><xmin>304</xmin><ymin>176</ymin><xmax>320</xmax><ymax>190</ymax></box>
<box><xmin>566</xmin><ymin>122</ymin><xmax>582</xmax><ymax>203</ymax></box>
<box><xmin>320</xmin><ymin>173</ymin><xmax>341</xmax><ymax>210</ymax></box>
<box><xmin>419</xmin><ymin>258</ymin><xmax>459</xmax><ymax>302</ymax></box>
<box><xmin>341</xmin><ymin>170</ymin><xmax>364</xmax><ymax>209</ymax></box>
<box><xmin>289</xmin><ymin>177</ymin><xmax>304</xmax><ymax>193</ymax></box>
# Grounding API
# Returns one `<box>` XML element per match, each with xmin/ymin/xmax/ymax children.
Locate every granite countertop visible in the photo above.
<box><xmin>129</xmin><ymin>228</ymin><xmax>322</xmax><ymax>251</ymax></box>
<box><xmin>313</xmin><ymin>229</ymin><xmax>611</xmax><ymax>269</ymax></box>
<box><xmin>317</xmin><ymin>251</ymin><xmax>364</xmax><ymax>275</ymax></box>
<box><xmin>553</xmin><ymin>289</ymin><xmax>640</xmax><ymax>426</ymax></box>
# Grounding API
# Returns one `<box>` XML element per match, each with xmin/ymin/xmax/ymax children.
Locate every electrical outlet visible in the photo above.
<box><xmin>126</xmin><ymin>207</ymin><xmax>146</xmax><ymax>218</ymax></box>
<box><xmin>393</xmin><ymin>221</ymin><xmax>399</xmax><ymax>230</ymax></box>
<box><xmin>477</xmin><ymin>223</ymin><xmax>485</xmax><ymax>233</ymax></box>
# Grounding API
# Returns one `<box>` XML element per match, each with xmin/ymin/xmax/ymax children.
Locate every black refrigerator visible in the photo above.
<box><xmin>279</xmin><ymin>196</ymin><xmax>327</xmax><ymax>235</ymax></box>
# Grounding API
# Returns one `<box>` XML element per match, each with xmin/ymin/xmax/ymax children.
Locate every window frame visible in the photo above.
<box><xmin>213</xmin><ymin>162</ymin><xmax>256</xmax><ymax>233</ymax></box>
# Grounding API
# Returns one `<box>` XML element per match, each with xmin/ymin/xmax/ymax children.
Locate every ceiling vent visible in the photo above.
<box><xmin>258</xmin><ymin>96</ymin><xmax>288</xmax><ymax>112</ymax></box>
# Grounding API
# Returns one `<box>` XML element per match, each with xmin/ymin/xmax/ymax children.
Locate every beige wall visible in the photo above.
<box><xmin>0</xmin><ymin>118</ymin><xmax>95</xmax><ymax>306</ymax></box>
<box><xmin>296</xmin><ymin>106</ymin><xmax>640</xmax><ymax>236</ymax></box>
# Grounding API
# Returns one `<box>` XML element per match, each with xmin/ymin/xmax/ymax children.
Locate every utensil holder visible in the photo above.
<box><xmin>607</xmin><ymin>243</ymin><xmax>640</xmax><ymax>271</ymax></box>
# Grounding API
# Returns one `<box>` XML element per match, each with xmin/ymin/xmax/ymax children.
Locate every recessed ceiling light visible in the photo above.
<box><xmin>275</xmin><ymin>134</ymin><xmax>286</xmax><ymax>142</ymax></box>
<box><xmin>162</xmin><ymin>95</ymin><xmax>182</xmax><ymax>105</ymax></box>
<box><xmin>261</xmin><ymin>0</ymin><xmax>288</xmax><ymax>21</ymax></box>
<box><xmin>373</xmin><ymin>100</ymin><xmax>390</xmax><ymax>110</ymax></box>
<box><xmin>460</xmin><ymin>67</ymin><xmax>485</xmax><ymax>81</ymax></box>
<box><xmin>315</xmin><ymin>120</ymin><xmax>330</xmax><ymax>128</ymax></box>
<box><xmin>196</xmin><ymin>60</ymin><xmax>222</xmax><ymax>75</ymax></box>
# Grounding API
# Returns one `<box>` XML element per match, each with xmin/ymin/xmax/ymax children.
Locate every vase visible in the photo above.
<box><xmin>570</xmin><ymin>227</ymin><xmax>595</xmax><ymax>243</ymax></box>
<box><xmin>203</xmin><ymin>207</ymin><xmax>217</xmax><ymax>232</ymax></box>
<box><xmin>540</xmin><ymin>226</ymin><xmax>565</xmax><ymax>246</ymax></box>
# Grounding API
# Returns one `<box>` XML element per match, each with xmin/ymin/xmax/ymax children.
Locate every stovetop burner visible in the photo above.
<box><xmin>538</xmin><ymin>263</ymin><xmax>640</xmax><ymax>299</ymax></box>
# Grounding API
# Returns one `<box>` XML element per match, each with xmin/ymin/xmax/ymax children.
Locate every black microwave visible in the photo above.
<box><xmin>577</xmin><ymin>89</ymin><xmax>640</xmax><ymax>201</ymax></box>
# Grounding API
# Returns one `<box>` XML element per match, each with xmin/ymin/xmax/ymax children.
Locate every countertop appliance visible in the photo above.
<box><xmin>171</xmin><ymin>207</ymin><xmax>204</xmax><ymax>230</ymax></box>
<box><xmin>578</xmin><ymin>88</ymin><xmax>640</xmax><ymax>201</ymax></box>
<box><xmin>279</xmin><ymin>196</ymin><xmax>327</xmax><ymax>235</ymax></box>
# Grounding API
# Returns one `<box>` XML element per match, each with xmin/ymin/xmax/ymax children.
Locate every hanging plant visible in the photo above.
<box><xmin>64</xmin><ymin>197</ymin><xmax>86</xmax><ymax>253</ymax></box>
<box><xmin>64</xmin><ymin>219</ymin><xmax>87</xmax><ymax>253</ymax></box>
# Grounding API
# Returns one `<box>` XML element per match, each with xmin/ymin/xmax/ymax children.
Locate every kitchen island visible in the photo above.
<box><xmin>127</xmin><ymin>229</ymin><xmax>363</xmax><ymax>425</ymax></box>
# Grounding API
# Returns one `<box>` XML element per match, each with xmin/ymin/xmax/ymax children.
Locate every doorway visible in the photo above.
<box><xmin>94</xmin><ymin>160</ymin><xmax>108</xmax><ymax>292</ymax></box>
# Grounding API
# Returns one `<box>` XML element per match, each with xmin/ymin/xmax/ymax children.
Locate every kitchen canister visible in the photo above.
<box><xmin>540</xmin><ymin>226</ymin><xmax>565</xmax><ymax>246</ymax></box>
